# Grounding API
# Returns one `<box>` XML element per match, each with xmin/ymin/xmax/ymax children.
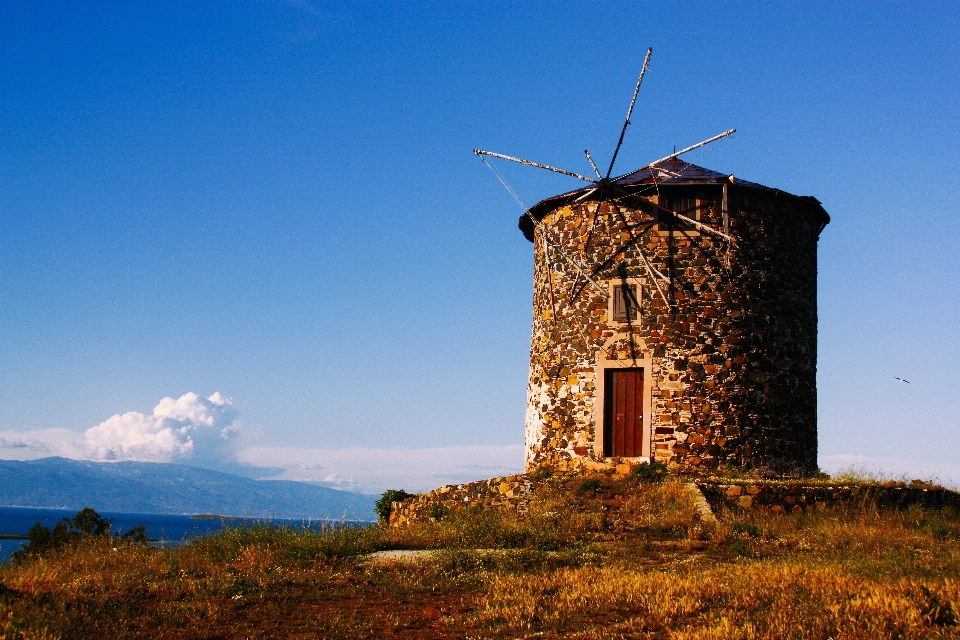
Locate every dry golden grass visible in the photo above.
<box><xmin>2</xmin><ymin>475</ymin><xmax>958</xmax><ymax>639</ymax></box>
<box><xmin>480</xmin><ymin>562</ymin><xmax>959</xmax><ymax>639</ymax></box>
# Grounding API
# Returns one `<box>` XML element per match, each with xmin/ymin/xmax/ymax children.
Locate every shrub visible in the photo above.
<box><xmin>121</xmin><ymin>524</ymin><xmax>149</xmax><ymax>543</ymax></box>
<box><xmin>630</xmin><ymin>461</ymin><xmax>668</xmax><ymax>484</ymax></box>
<box><xmin>529</xmin><ymin>466</ymin><xmax>553</xmax><ymax>481</ymax></box>
<box><xmin>376</xmin><ymin>489</ymin><xmax>412</xmax><ymax>523</ymax></box>
<box><xmin>926</xmin><ymin>519</ymin><xmax>960</xmax><ymax>541</ymax></box>
<box><xmin>71</xmin><ymin>506</ymin><xmax>113</xmax><ymax>535</ymax></box>
<box><xmin>729</xmin><ymin>540</ymin><xmax>750</xmax><ymax>556</ymax></box>
<box><xmin>732</xmin><ymin>522</ymin><xmax>762</xmax><ymax>538</ymax></box>
<box><xmin>429</xmin><ymin>503</ymin><xmax>447</xmax><ymax>523</ymax></box>
<box><xmin>12</xmin><ymin>507</ymin><xmax>114</xmax><ymax>562</ymax></box>
<box><xmin>578</xmin><ymin>478</ymin><xmax>603</xmax><ymax>494</ymax></box>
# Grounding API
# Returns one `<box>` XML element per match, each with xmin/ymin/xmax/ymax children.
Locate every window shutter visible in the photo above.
<box><xmin>613</xmin><ymin>285</ymin><xmax>639</xmax><ymax>322</ymax></box>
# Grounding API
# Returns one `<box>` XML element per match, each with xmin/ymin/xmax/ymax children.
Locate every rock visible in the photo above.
<box><xmin>583</xmin><ymin>459</ymin><xmax>613</xmax><ymax>471</ymax></box>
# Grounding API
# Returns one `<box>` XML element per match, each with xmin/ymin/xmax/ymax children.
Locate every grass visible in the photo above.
<box><xmin>2</xmin><ymin>474</ymin><xmax>959</xmax><ymax>639</ymax></box>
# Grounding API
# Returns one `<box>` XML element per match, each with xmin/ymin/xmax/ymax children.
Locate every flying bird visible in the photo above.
<box><xmin>894</xmin><ymin>377</ymin><xmax>910</xmax><ymax>384</ymax></box>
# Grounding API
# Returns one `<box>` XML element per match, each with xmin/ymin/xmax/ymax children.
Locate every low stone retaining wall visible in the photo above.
<box><xmin>389</xmin><ymin>473</ymin><xmax>960</xmax><ymax>526</ymax></box>
<box><xmin>698</xmin><ymin>481</ymin><xmax>960</xmax><ymax>515</ymax></box>
<box><xmin>389</xmin><ymin>475</ymin><xmax>533</xmax><ymax>527</ymax></box>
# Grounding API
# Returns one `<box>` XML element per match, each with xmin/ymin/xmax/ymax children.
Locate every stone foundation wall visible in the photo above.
<box><xmin>698</xmin><ymin>481</ymin><xmax>960</xmax><ymax>515</ymax></box>
<box><xmin>389</xmin><ymin>475</ymin><xmax>532</xmax><ymax>527</ymax></box>
<box><xmin>389</xmin><ymin>473</ymin><xmax>960</xmax><ymax>526</ymax></box>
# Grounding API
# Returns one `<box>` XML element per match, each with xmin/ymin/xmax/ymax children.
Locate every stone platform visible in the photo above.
<box><xmin>389</xmin><ymin>466</ymin><xmax>960</xmax><ymax>527</ymax></box>
<box><xmin>389</xmin><ymin>475</ymin><xmax>533</xmax><ymax>527</ymax></box>
<box><xmin>698</xmin><ymin>480</ymin><xmax>960</xmax><ymax>515</ymax></box>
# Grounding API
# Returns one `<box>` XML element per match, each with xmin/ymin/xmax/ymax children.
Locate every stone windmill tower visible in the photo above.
<box><xmin>476</xmin><ymin>50</ymin><xmax>830</xmax><ymax>474</ymax></box>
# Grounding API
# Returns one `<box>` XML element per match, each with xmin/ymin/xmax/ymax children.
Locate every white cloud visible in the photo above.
<box><xmin>84</xmin><ymin>392</ymin><xmax>239</xmax><ymax>464</ymax></box>
<box><xmin>238</xmin><ymin>445</ymin><xmax>525</xmax><ymax>494</ymax></box>
<box><xmin>0</xmin><ymin>392</ymin><xmax>240</xmax><ymax>465</ymax></box>
<box><xmin>0</xmin><ymin>428</ymin><xmax>86</xmax><ymax>460</ymax></box>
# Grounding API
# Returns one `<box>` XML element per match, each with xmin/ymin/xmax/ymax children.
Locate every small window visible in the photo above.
<box><xmin>612</xmin><ymin>284</ymin><xmax>640</xmax><ymax>322</ymax></box>
<box><xmin>658</xmin><ymin>195</ymin><xmax>699</xmax><ymax>231</ymax></box>
<box><xmin>668</xmin><ymin>196</ymin><xmax>699</xmax><ymax>218</ymax></box>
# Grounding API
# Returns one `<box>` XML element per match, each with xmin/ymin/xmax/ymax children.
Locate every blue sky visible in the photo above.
<box><xmin>2</xmin><ymin>2</ymin><xmax>958</xmax><ymax>490</ymax></box>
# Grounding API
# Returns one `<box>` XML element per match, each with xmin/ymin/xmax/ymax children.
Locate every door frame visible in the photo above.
<box><xmin>593</xmin><ymin>354</ymin><xmax>653</xmax><ymax>462</ymax></box>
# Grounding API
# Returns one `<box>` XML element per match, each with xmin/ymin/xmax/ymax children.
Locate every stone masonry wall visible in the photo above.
<box><xmin>525</xmin><ymin>187</ymin><xmax>822</xmax><ymax>474</ymax></box>
<box><xmin>389</xmin><ymin>473</ymin><xmax>960</xmax><ymax>526</ymax></box>
<box><xmin>389</xmin><ymin>475</ymin><xmax>531</xmax><ymax>527</ymax></box>
<box><xmin>698</xmin><ymin>481</ymin><xmax>960</xmax><ymax>515</ymax></box>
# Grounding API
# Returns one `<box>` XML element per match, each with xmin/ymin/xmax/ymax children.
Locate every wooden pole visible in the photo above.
<box><xmin>722</xmin><ymin>181</ymin><xmax>729</xmax><ymax>236</ymax></box>
<box><xmin>606</xmin><ymin>47</ymin><xmax>653</xmax><ymax>179</ymax></box>
<box><xmin>585</xmin><ymin>150</ymin><xmax>602</xmax><ymax>179</ymax></box>
<box><xmin>473</xmin><ymin>149</ymin><xmax>596</xmax><ymax>183</ymax></box>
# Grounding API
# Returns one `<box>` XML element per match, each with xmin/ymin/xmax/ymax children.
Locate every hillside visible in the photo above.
<box><xmin>1</xmin><ymin>471</ymin><xmax>958</xmax><ymax>638</ymax></box>
<box><xmin>0</xmin><ymin>458</ymin><xmax>376</xmax><ymax>520</ymax></box>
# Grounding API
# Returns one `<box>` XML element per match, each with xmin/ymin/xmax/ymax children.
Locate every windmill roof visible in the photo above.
<box><xmin>611</xmin><ymin>157</ymin><xmax>771</xmax><ymax>189</ymax></box>
<box><xmin>519</xmin><ymin>158</ymin><xmax>829</xmax><ymax>241</ymax></box>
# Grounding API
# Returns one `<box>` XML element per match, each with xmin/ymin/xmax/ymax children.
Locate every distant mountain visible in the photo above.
<box><xmin>0</xmin><ymin>458</ymin><xmax>377</xmax><ymax>521</ymax></box>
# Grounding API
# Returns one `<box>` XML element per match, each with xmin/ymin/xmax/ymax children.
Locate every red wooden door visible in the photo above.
<box><xmin>605</xmin><ymin>369</ymin><xmax>644</xmax><ymax>457</ymax></box>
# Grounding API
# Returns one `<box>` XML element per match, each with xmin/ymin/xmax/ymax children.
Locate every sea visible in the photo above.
<box><xmin>0</xmin><ymin>506</ymin><xmax>369</xmax><ymax>565</ymax></box>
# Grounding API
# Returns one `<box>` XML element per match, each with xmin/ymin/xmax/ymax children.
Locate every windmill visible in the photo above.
<box><xmin>474</xmin><ymin>48</ymin><xmax>735</xmax><ymax>314</ymax></box>
<box><xmin>473</xmin><ymin>50</ymin><xmax>829</xmax><ymax>473</ymax></box>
